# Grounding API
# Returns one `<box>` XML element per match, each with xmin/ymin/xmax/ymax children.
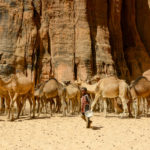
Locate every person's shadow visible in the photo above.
<box><xmin>91</xmin><ymin>126</ymin><xmax>103</xmax><ymax>130</ymax></box>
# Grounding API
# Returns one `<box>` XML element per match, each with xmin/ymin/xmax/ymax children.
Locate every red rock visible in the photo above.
<box><xmin>0</xmin><ymin>0</ymin><xmax>150</xmax><ymax>83</ymax></box>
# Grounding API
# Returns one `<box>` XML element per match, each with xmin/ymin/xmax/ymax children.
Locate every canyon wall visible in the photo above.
<box><xmin>0</xmin><ymin>0</ymin><xmax>150</xmax><ymax>83</ymax></box>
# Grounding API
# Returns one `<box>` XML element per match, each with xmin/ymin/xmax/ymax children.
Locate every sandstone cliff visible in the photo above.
<box><xmin>0</xmin><ymin>0</ymin><xmax>150</xmax><ymax>83</ymax></box>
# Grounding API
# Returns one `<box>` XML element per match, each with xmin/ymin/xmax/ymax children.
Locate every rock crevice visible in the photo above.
<box><xmin>0</xmin><ymin>0</ymin><xmax>150</xmax><ymax>83</ymax></box>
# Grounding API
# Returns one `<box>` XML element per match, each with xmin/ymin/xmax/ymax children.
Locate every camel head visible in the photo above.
<box><xmin>74</xmin><ymin>78</ymin><xmax>82</xmax><ymax>86</ymax></box>
<box><xmin>63</xmin><ymin>80</ymin><xmax>71</xmax><ymax>86</ymax></box>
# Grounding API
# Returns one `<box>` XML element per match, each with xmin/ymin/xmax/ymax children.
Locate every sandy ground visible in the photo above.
<box><xmin>0</xmin><ymin>113</ymin><xmax>150</xmax><ymax>150</ymax></box>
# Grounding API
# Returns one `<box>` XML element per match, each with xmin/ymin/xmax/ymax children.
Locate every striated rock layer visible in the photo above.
<box><xmin>0</xmin><ymin>0</ymin><xmax>150</xmax><ymax>83</ymax></box>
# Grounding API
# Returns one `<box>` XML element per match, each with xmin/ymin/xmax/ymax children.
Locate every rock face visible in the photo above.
<box><xmin>0</xmin><ymin>0</ymin><xmax>150</xmax><ymax>83</ymax></box>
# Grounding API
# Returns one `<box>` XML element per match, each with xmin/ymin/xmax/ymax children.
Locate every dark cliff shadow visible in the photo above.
<box><xmin>135</xmin><ymin>0</ymin><xmax>150</xmax><ymax>57</ymax></box>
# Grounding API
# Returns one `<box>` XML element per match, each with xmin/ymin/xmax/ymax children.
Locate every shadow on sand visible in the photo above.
<box><xmin>91</xmin><ymin>126</ymin><xmax>103</xmax><ymax>130</ymax></box>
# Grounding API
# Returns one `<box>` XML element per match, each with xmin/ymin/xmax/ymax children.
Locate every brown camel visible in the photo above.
<box><xmin>36</xmin><ymin>78</ymin><xmax>67</xmax><ymax>116</ymax></box>
<box><xmin>140</xmin><ymin>69</ymin><xmax>150</xmax><ymax>114</ymax></box>
<box><xmin>91</xmin><ymin>76</ymin><xmax>132</xmax><ymax>117</ymax></box>
<box><xmin>62</xmin><ymin>82</ymin><xmax>81</xmax><ymax>114</ymax></box>
<box><xmin>0</xmin><ymin>90</ymin><xmax>11</xmax><ymax>114</ymax></box>
<box><xmin>0</xmin><ymin>73</ymin><xmax>35</xmax><ymax>121</ymax></box>
<box><xmin>34</xmin><ymin>82</ymin><xmax>45</xmax><ymax>114</ymax></box>
<box><xmin>76</xmin><ymin>79</ymin><xmax>122</xmax><ymax>113</ymax></box>
<box><xmin>34</xmin><ymin>82</ymin><xmax>61</xmax><ymax>117</ymax></box>
<box><xmin>130</xmin><ymin>76</ymin><xmax>150</xmax><ymax>118</ymax></box>
<box><xmin>75</xmin><ymin>80</ymin><xmax>98</xmax><ymax>105</ymax></box>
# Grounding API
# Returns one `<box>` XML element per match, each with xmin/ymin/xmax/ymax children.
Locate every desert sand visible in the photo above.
<box><xmin>0</xmin><ymin>113</ymin><xmax>150</xmax><ymax>150</ymax></box>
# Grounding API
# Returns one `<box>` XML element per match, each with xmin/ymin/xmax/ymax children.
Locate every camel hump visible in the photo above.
<box><xmin>131</xmin><ymin>76</ymin><xmax>148</xmax><ymax>87</ymax></box>
<box><xmin>49</xmin><ymin>77</ymin><xmax>59</xmax><ymax>83</ymax></box>
<box><xmin>43</xmin><ymin>78</ymin><xmax>60</xmax><ymax>92</ymax></box>
<box><xmin>143</xmin><ymin>69</ymin><xmax>150</xmax><ymax>76</ymax></box>
<box><xmin>143</xmin><ymin>69</ymin><xmax>150</xmax><ymax>81</ymax></box>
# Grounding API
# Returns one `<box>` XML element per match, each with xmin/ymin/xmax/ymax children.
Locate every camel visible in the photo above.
<box><xmin>37</xmin><ymin>78</ymin><xmax>67</xmax><ymax>116</ymax></box>
<box><xmin>136</xmin><ymin>69</ymin><xmax>150</xmax><ymax>114</ymax></box>
<box><xmin>34</xmin><ymin>82</ymin><xmax>61</xmax><ymax>117</ymax></box>
<box><xmin>0</xmin><ymin>90</ymin><xmax>11</xmax><ymax>114</ymax></box>
<box><xmin>143</xmin><ymin>69</ymin><xmax>150</xmax><ymax>81</ymax></box>
<box><xmin>91</xmin><ymin>76</ymin><xmax>132</xmax><ymax>117</ymax></box>
<box><xmin>75</xmin><ymin>79</ymin><xmax>121</xmax><ymax>113</ymax></box>
<box><xmin>75</xmin><ymin>80</ymin><xmax>98</xmax><ymax>102</ymax></box>
<box><xmin>76</xmin><ymin>81</ymin><xmax>98</xmax><ymax>95</ymax></box>
<box><xmin>62</xmin><ymin>82</ymin><xmax>81</xmax><ymax>114</ymax></box>
<box><xmin>130</xmin><ymin>76</ymin><xmax>150</xmax><ymax>118</ymax></box>
<box><xmin>0</xmin><ymin>73</ymin><xmax>35</xmax><ymax>120</ymax></box>
<box><xmin>79</xmin><ymin>82</ymin><xmax>101</xmax><ymax>111</ymax></box>
<box><xmin>34</xmin><ymin>82</ymin><xmax>45</xmax><ymax>114</ymax></box>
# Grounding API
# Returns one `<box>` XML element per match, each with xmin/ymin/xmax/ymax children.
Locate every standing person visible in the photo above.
<box><xmin>81</xmin><ymin>87</ymin><xmax>92</xmax><ymax>128</ymax></box>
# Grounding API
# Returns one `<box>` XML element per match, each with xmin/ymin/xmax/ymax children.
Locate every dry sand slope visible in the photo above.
<box><xmin>0</xmin><ymin>113</ymin><xmax>150</xmax><ymax>150</ymax></box>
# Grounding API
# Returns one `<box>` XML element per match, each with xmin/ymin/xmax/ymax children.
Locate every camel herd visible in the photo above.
<box><xmin>0</xmin><ymin>69</ymin><xmax>150</xmax><ymax>121</ymax></box>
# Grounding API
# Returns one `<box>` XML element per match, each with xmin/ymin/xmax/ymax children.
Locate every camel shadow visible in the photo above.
<box><xmin>141</xmin><ymin>114</ymin><xmax>150</xmax><ymax>118</ymax></box>
<box><xmin>14</xmin><ymin>116</ymin><xmax>51</xmax><ymax>121</ymax></box>
<box><xmin>27</xmin><ymin>116</ymin><xmax>51</xmax><ymax>120</ymax></box>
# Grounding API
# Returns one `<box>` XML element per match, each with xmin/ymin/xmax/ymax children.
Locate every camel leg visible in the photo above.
<box><xmin>21</xmin><ymin>98</ymin><xmax>26</xmax><ymax>116</ymax></box>
<box><xmin>40</xmin><ymin>98</ymin><xmax>44</xmax><ymax>113</ymax></box>
<box><xmin>90</xmin><ymin>94</ymin><xmax>93</xmax><ymax>104</ymax></box>
<box><xmin>49</xmin><ymin>99</ymin><xmax>53</xmax><ymax>117</ymax></box>
<box><xmin>111</xmin><ymin>99</ymin><xmax>115</xmax><ymax>113</ymax></box>
<box><xmin>37</xmin><ymin>98</ymin><xmax>41</xmax><ymax>117</ymax></box>
<box><xmin>61</xmin><ymin>96</ymin><xmax>67</xmax><ymax>116</ymax></box>
<box><xmin>10</xmin><ymin>93</ymin><xmax>18</xmax><ymax>121</ymax></box>
<box><xmin>144</xmin><ymin>98</ymin><xmax>148</xmax><ymax>117</ymax></box>
<box><xmin>142</xmin><ymin>97</ymin><xmax>145</xmax><ymax>115</ymax></box>
<box><xmin>54</xmin><ymin>98</ymin><xmax>58</xmax><ymax>113</ymax></box>
<box><xmin>38</xmin><ymin>98</ymin><xmax>43</xmax><ymax>117</ymax></box>
<box><xmin>127</xmin><ymin>100</ymin><xmax>133</xmax><ymax>117</ymax></box>
<box><xmin>77</xmin><ymin>93</ymin><xmax>81</xmax><ymax>113</ymax></box>
<box><xmin>133</xmin><ymin>99</ymin><xmax>138</xmax><ymax>119</ymax></box>
<box><xmin>142</xmin><ymin>98</ymin><xmax>148</xmax><ymax>117</ymax></box>
<box><xmin>56</xmin><ymin>97</ymin><xmax>61</xmax><ymax>113</ymax></box>
<box><xmin>8</xmin><ymin>92</ymin><xmax>13</xmax><ymax>119</ymax></box>
<box><xmin>114</xmin><ymin>98</ymin><xmax>118</xmax><ymax>114</ymax></box>
<box><xmin>31</xmin><ymin>95</ymin><xmax>36</xmax><ymax>118</ymax></box>
<box><xmin>17</xmin><ymin>98</ymin><xmax>23</xmax><ymax>119</ymax></box>
<box><xmin>70</xmin><ymin>99</ymin><xmax>73</xmax><ymax>115</ymax></box>
<box><xmin>68</xmin><ymin>100</ymin><xmax>71</xmax><ymax>114</ymax></box>
<box><xmin>53</xmin><ymin>98</ymin><xmax>56</xmax><ymax>113</ymax></box>
<box><xmin>0</xmin><ymin>97</ymin><xmax>5</xmax><ymax>114</ymax></box>
<box><xmin>44</xmin><ymin>99</ymin><xmax>48</xmax><ymax>115</ymax></box>
<box><xmin>91</xmin><ymin>94</ymin><xmax>100</xmax><ymax>111</ymax></box>
<box><xmin>5</xmin><ymin>97</ymin><xmax>10</xmax><ymax>116</ymax></box>
<box><xmin>99</xmin><ymin>98</ymin><xmax>104</xmax><ymax>112</ymax></box>
<box><xmin>107</xmin><ymin>99</ymin><xmax>111</xmax><ymax>113</ymax></box>
<box><xmin>121</xmin><ymin>97</ymin><xmax>128</xmax><ymax>118</ymax></box>
<box><xmin>137</xmin><ymin>98</ymin><xmax>141</xmax><ymax>116</ymax></box>
<box><xmin>103</xmin><ymin>98</ymin><xmax>107</xmax><ymax>117</ymax></box>
<box><xmin>66</xmin><ymin>99</ymin><xmax>70</xmax><ymax>114</ymax></box>
<box><xmin>72</xmin><ymin>99</ymin><xmax>75</xmax><ymax>115</ymax></box>
<box><xmin>28</xmin><ymin>98</ymin><xmax>32</xmax><ymax>118</ymax></box>
<box><xmin>37</xmin><ymin>98</ymin><xmax>40</xmax><ymax>113</ymax></box>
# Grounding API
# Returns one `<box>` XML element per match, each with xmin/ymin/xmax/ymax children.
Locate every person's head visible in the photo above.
<box><xmin>81</xmin><ymin>87</ymin><xmax>87</xmax><ymax>95</ymax></box>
